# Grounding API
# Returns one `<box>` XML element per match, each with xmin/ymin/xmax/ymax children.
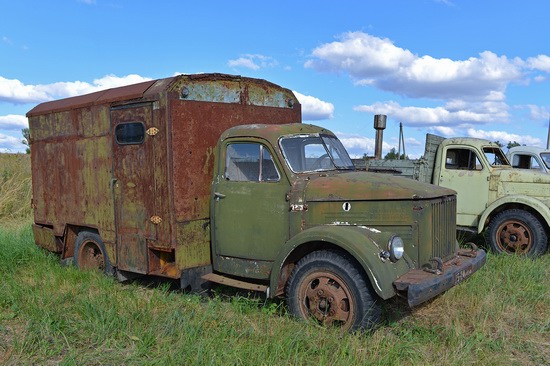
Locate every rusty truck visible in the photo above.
<box><xmin>366</xmin><ymin>115</ymin><xmax>550</xmax><ymax>257</ymax></box>
<box><xmin>27</xmin><ymin>74</ymin><xmax>485</xmax><ymax>331</ymax></box>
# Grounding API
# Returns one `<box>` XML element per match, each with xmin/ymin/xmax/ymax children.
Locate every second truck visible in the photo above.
<box><xmin>366</xmin><ymin>115</ymin><xmax>550</xmax><ymax>257</ymax></box>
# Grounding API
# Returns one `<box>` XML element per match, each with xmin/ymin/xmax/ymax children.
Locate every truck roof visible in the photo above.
<box><xmin>27</xmin><ymin>73</ymin><xmax>298</xmax><ymax>117</ymax></box>
<box><xmin>220</xmin><ymin>123</ymin><xmax>332</xmax><ymax>142</ymax></box>
<box><xmin>507</xmin><ymin>145</ymin><xmax>550</xmax><ymax>154</ymax></box>
<box><xmin>440</xmin><ymin>136</ymin><xmax>501</xmax><ymax>148</ymax></box>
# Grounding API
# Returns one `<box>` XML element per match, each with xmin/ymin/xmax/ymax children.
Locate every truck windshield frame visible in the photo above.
<box><xmin>482</xmin><ymin>146</ymin><xmax>510</xmax><ymax>166</ymax></box>
<box><xmin>279</xmin><ymin>133</ymin><xmax>355</xmax><ymax>173</ymax></box>
<box><xmin>541</xmin><ymin>152</ymin><xmax>550</xmax><ymax>169</ymax></box>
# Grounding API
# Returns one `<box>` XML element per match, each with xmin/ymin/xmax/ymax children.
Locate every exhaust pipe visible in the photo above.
<box><xmin>374</xmin><ymin>114</ymin><xmax>387</xmax><ymax>160</ymax></box>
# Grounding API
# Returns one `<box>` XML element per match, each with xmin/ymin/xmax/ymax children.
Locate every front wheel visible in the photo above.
<box><xmin>286</xmin><ymin>250</ymin><xmax>381</xmax><ymax>332</ymax></box>
<box><xmin>74</xmin><ymin>231</ymin><xmax>114</xmax><ymax>276</ymax></box>
<box><xmin>486</xmin><ymin>209</ymin><xmax>548</xmax><ymax>257</ymax></box>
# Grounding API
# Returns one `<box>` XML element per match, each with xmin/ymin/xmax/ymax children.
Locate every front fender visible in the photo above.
<box><xmin>478</xmin><ymin>195</ymin><xmax>550</xmax><ymax>233</ymax></box>
<box><xmin>269</xmin><ymin>225</ymin><xmax>412</xmax><ymax>300</ymax></box>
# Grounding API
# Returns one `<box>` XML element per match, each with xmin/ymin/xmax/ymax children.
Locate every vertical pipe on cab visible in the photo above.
<box><xmin>374</xmin><ymin>114</ymin><xmax>387</xmax><ymax>160</ymax></box>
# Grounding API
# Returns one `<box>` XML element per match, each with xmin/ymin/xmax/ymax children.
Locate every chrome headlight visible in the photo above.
<box><xmin>388</xmin><ymin>235</ymin><xmax>404</xmax><ymax>262</ymax></box>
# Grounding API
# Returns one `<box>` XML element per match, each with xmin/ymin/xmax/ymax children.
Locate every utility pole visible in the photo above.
<box><xmin>397</xmin><ymin>122</ymin><xmax>406</xmax><ymax>159</ymax></box>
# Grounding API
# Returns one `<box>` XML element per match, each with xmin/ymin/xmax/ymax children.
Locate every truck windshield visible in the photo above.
<box><xmin>541</xmin><ymin>153</ymin><xmax>550</xmax><ymax>169</ymax></box>
<box><xmin>483</xmin><ymin>147</ymin><xmax>510</xmax><ymax>166</ymax></box>
<box><xmin>280</xmin><ymin>134</ymin><xmax>355</xmax><ymax>172</ymax></box>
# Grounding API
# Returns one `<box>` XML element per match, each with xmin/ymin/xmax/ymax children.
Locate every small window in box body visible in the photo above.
<box><xmin>115</xmin><ymin>122</ymin><xmax>145</xmax><ymax>145</ymax></box>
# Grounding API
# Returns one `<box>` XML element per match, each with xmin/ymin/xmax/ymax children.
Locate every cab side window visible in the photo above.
<box><xmin>225</xmin><ymin>143</ymin><xmax>280</xmax><ymax>182</ymax></box>
<box><xmin>445</xmin><ymin>148</ymin><xmax>482</xmax><ymax>170</ymax></box>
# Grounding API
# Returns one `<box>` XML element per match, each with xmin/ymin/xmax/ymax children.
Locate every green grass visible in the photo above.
<box><xmin>0</xmin><ymin>224</ymin><xmax>548</xmax><ymax>365</ymax></box>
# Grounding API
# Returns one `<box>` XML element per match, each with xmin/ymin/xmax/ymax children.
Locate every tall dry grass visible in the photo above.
<box><xmin>0</xmin><ymin>153</ymin><xmax>32</xmax><ymax>225</ymax></box>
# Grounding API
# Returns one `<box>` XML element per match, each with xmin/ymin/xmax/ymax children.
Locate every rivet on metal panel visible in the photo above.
<box><xmin>150</xmin><ymin>215</ymin><xmax>162</xmax><ymax>224</ymax></box>
<box><xmin>146</xmin><ymin>127</ymin><xmax>159</xmax><ymax>136</ymax></box>
<box><xmin>181</xmin><ymin>87</ymin><xmax>189</xmax><ymax>99</ymax></box>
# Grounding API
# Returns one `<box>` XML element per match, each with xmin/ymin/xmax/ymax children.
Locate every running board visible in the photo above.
<box><xmin>202</xmin><ymin>273</ymin><xmax>268</xmax><ymax>292</ymax></box>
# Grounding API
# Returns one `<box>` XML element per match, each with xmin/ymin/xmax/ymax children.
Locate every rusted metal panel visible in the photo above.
<box><xmin>29</xmin><ymin>104</ymin><xmax>115</xmax><ymax>238</ymax></box>
<box><xmin>202</xmin><ymin>272</ymin><xmax>268</xmax><ymax>292</ymax></box>
<box><xmin>175</xmin><ymin>219</ymin><xmax>212</xmax><ymax>270</ymax></box>
<box><xmin>32</xmin><ymin>224</ymin><xmax>61</xmax><ymax>253</ymax></box>
<box><xmin>170</xmin><ymin>80</ymin><xmax>300</xmax><ymax>222</ymax></box>
<box><xmin>111</xmin><ymin>105</ymin><xmax>156</xmax><ymax>273</ymax></box>
<box><xmin>27</xmin><ymin>79</ymin><xmax>160</xmax><ymax>117</ymax></box>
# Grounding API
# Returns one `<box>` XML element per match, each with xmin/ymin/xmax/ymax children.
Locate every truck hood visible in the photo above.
<box><xmin>302</xmin><ymin>171</ymin><xmax>455</xmax><ymax>202</ymax></box>
<box><xmin>491</xmin><ymin>168</ymin><xmax>550</xmax><ymax>195</ymax></box>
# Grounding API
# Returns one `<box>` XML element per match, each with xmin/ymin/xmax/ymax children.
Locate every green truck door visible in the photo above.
<box><xmin>212</xmin><ymin>141</ymin><xmax>289</xmax><ymax>278</ymax></box>
<box><xmin>111</xmin><ymin>104</ymin><xmax>156</xmax><ymax>273</ymax></box>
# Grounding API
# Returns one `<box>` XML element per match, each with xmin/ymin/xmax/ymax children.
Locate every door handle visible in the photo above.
<box><xmin>214</xmin><ymin>192</ymin><xmax>226</xmax><ymax>200</ymax></box>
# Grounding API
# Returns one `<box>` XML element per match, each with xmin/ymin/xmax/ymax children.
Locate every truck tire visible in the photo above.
<box><xmin>486</xmin><ymin>209</ymin><xmax>548</xmax><ymax>257</ymax></box>
<box><xmin>286</xmin><ymin>250</ymin><xmax>381</xmax><ymax>332</ymax></box>
<box><xmin>74</xmin><ymin>231</ymin><xmax>114</xmax><ymax>276</ymax></box>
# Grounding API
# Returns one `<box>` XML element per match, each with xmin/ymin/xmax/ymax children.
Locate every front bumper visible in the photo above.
<box><xmin>393</xmin><ymin>247</ymin><xmax>487</xmax><ymax>307</ymax></box>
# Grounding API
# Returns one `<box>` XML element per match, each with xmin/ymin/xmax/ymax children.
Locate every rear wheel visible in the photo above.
<box><xmin>286</xmin><ymin>250</ymin><xmax>381</xmax><ymax>332</ymax></box>
<box><xmin>74</xmin><ymin>231</ymin><xmax>114</xmax><ymax>275</ymax></box>
<box><xmin>486</xmin><ymin>209</ymin><xmax>548</xmax><ymax>257</ymax></box>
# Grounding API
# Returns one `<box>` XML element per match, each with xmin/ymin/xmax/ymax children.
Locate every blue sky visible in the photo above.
<box><xmin>2</xmin><ymin>0</ymin><xmax>550</xmax><ymax>158</ymax></box>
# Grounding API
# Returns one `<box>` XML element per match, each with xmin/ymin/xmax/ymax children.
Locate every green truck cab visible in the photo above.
<box><xmin>367</xmin><ymin>117</ymin><xmax>550</xmax><ymax>257</ymax></box>
<box><xmin>27</xmin><ymin>75</ymin><xmax>485</xmax><ymax>331</ymax></box>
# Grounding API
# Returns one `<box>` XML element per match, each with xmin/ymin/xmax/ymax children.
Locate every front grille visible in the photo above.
<box><xmin>431</xmin><ymin>196</ymin><xmax>457</xmax><ymax>260</ymax></box>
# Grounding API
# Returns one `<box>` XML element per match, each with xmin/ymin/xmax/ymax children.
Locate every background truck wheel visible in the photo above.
<box><xmin>486</xmin><ymin>209</ymin><xmax>548</xmax><ymax>257</ymax></box>
<box><xmin>74</xmin><ymin>231</ymin><xmax>114</xmax><ymax>276</ymax></box>
<box><xmin>286</xmin><ymin>250</ymin><xmax>381</xmax><ymax>332</ymax></box>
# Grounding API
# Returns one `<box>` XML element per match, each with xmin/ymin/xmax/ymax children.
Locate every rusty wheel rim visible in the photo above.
<box><xmin>297</xmin><ymin>271</ymin><xmax>355</xmax><ymax>330</ymax></box>
<box><xmin>78</xmin><ymin>240</ymin><xmax>105</xmax><ymax>270</ymax></box>
<box><xmin>495</xmin><ymin>219</ymin><xmax>533</xmax><ymax>254</ymax></box>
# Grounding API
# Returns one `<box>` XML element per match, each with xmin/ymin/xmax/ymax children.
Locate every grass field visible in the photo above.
<box><xmin>0</xmin><ymin>153</ymin><xmax>548</xmax><ymax>365</ymax></box>
<box><xmin>0</xmin><ymin>226</ymin><xmax>548</xmax><ymax>365</ymax></box>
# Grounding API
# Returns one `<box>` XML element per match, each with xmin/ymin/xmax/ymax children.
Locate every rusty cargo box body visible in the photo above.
<box><xmin>28</xmin><ymin>73</ymin><xmax>301</xmax><ymax>279</ymax></box>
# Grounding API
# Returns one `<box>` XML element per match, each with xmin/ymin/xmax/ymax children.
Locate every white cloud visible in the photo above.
<box><xmin>293</xmin><ymin>91</ymin><xmax>334</xmax><ymax>121</ymax></box>
<box><xmin>526</xmin><ymin>55</ymin><xmax>550</xmax><ymax>72</ymax></box>
<box><xmin>306</xmin><ymin>32</ymin><xmax>524</xmax><ymax>101</ymax></box>
<box><xmin>0</xmin><ymin>74</ymin><xmax>152</xmax><ymax>104</ymax></box>
<box><xmin>430</xmin><ymin>126</ymin><xmax>457</xmax><ymax>137</ymax></box>
<box><xmin>335</xmin><ymin>131</ymin><xmax>414</xmax><ymax>158</ymax></box>
<box><xmin>466</xmin><ymin>128</ymin><xmax>542</xmax><ymax>146</ymax></box>
<box><xmin>228</xmin><ymin>54</ymin><xmax>278</xmax><ymax>70</ymax></box>
<box><xmin>0</xmin><ymin>133</ymin><xmax>24</xmax><ymax>153</ymax></box>
<box><xmin>0</xmin><ymin>114</ymin><xmax>28</xmax><ymax>130</ymax></box>
<box><xmin>526</xmin><ymin>104</ymin><xmax>550</xmax><ymax>121</ymax></box>
<box><xmin>228</xmin><ymin>57</ymin><xmax>260</xmax><ymax>70</ymax></box>
<box><xmin>354</xmin><ymin>100</ymin><xmax>509</xmax><ymax>127</ymax></box>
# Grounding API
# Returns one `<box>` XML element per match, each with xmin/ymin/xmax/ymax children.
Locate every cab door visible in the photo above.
<box><xmin>211</xmin><ymin>140</ymin><xmax>289</xmax><ymax>279</ymax></box>
<box><xmin>111</xmin><ymin>104</ymin><xmax>156</xmax><ymax>273</ymax></box>
<box><xmin>437</xmin><ymin>146</ymin><xmax>489</xmax><ymax>227</ymax></box>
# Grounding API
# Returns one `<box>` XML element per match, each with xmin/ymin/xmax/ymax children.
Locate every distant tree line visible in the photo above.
<box><xmin>494</xmin><ymin>141</ymin><xmax>522</xmax><ymax>150</ymax></box>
